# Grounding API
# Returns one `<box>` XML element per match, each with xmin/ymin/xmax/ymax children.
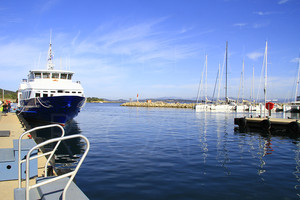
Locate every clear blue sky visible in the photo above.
<box><xmin>0</xmin><ymin>0</ymin><xmax>299</xmax><ymax>101</ymax></box>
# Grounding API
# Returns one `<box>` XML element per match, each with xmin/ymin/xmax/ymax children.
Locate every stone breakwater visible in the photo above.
<box><xmin>121</xmin><ymin>101</ymin><xmax>196</xmax><ymax>108</ymax></box>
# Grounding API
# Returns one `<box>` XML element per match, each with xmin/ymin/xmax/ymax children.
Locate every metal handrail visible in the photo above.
<box><xmin>18</xmin><ymin>124</ymin><xmax>65</xmax><ymax>188</ymax></box>
<box><xmin>24</xmin><ymin>134</ymin><xmax>90</xmax><ymax>200</ymax></box>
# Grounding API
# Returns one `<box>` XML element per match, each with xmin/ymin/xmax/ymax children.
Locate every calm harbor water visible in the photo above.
<box><xmin>64</xmin><ymin>103</ymin><xmax>300</xmax><ymax>199</ymax></box>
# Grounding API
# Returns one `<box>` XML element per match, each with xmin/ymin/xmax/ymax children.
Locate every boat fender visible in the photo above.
<box><xmin>288</xmin><ymin>122</ymin><xmax>300</xmax><ymax>135</ymax></box>
<box><xmin>234</xmin><ymin>118</ymin><xmax>240</xmax><ymax>125</ymax></box>
<box><xmin>239</xmin><ymin>117</ymin><xmax>247</xmax><ymax>132</ymax></box>
<box><xmin>260</xmin><ymin>119</ymin><xmax>271</xmax><ymax>131</ymax></box>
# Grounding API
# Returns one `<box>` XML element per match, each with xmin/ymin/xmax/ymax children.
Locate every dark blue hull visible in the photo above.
<box><xmin>19</xmin><ymin>96</ymin><xmax>85</xmax><ymax>124</ymax></box>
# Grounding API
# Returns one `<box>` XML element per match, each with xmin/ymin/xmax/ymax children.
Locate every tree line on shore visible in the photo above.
<box><xmin>0</xmin><ymin>89</ymin><xmax>17</xmax><ymax>101</ymax></box>
<box><xmin>86</xmin><ymin>97</ymin><xmax>105</xmax><ymax>102</ymax></box>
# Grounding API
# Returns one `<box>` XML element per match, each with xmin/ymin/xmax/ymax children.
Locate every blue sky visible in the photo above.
<box><xmin>0</xmin><ymin>0</ymin><xmax>299</xmax><ymax>101</ymax></box>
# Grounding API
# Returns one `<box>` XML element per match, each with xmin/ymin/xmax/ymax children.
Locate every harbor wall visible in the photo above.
<box><xmin>121</xmin><ymin>101</ymin><xmax>196</xmax><ymax>108</ymax></box>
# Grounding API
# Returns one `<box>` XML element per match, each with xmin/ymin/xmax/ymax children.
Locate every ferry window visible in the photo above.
<box><xmin>72</xmin><ymin>91</ymin><xmax>76</xmax><ymax>93</ymax></box>
<box><xmin>61</xmin><ymin>74</ymin><xmax>67</xmax><ymax>79</ymax></box>
<box><xmin>58</xmin><ymin>90</ymin><xmax>63</xmax><ymax>93</ymax></box>
<box><xmin>51</xmin><ymin>91</ymin><xmax>56</xmax><ymax>93</ymax></box>
<box><xmin>65</xmin><ymin>91</ymin><xmax>70</xmax><ymax>93</ymax></box>
<box><xmin>43</xmin><ymin>73</ymin><xmax>50</xmax><ymax>79</ymax></box>
<box><xmin>43</xmin><ymin>94</ymin><xmax>48</xmax><ymax>97</ymax></box>
<box><xmin>67</xmin><ymin>74</ymin><xmax>73</xmax><ymax>80</ymax></box>
<box><xmin>78</xmin><ymin>92</ymin><xmax>82</xmax><ymax>94</ymax></box>
<box><xmin>35</xmin><ymin>73</ymin><xmax>41</xmax><ymax>79</ymax></box>
<box><xmin>52</xmin><ymin>73</ymin><xmax>59</xmax><ymax>79</ymax></box>
<box><xmin>29</xmin><ymin>73</ymin><xmax>34</xmax><ymax>80</ymax></box>
<box><xmin>36</xmin><ymin>93</ymin><xmax>41</xmax><ymax>97</ymax></box>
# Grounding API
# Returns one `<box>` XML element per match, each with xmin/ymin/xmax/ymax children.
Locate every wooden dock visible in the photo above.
<box><xmin>0</xmin><ymin>113</ymin><xmax>48</xmax><ymax>200</ymax></box>
<box><xmin>234</xmin><ymin>116</ymin><xmax>300</xmax><ymax>135</ymax></box>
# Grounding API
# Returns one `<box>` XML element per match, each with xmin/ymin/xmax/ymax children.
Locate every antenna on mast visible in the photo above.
<box><xmin>47</xmin><ymin>29</ymin><xmax>54</xmax><ymax>70</ymax></box>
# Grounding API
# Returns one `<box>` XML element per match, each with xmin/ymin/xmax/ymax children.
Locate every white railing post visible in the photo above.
<box><xmin>23</xmin><ymin>134</ymin><xmax>89</xmax><ymax>200</ymax></box>
<box><xmin>18</xmin><ymin>124</ymin><xmax>65</xmax><ymax>188</ymax></box>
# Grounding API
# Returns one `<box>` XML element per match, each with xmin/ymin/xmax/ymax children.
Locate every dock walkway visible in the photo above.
<box><xmin>0</xmin><ymin>113</ymin><xmax>47</xmax><ymax>200</ymax></box>
<box><xmin>234</xmin><ymin>116</ymin><xmax>300</xmax><ymax>135</ymax></box>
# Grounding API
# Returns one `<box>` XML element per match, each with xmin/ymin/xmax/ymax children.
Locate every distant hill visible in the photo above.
<box><xmin>0</xmin><ymin>89</ymin><xmax>17</xmax><ymax>101</ymax></box>
<box><xmin>86</xmin><ymin>97</ymin><xmax>105</xmax><ymax>102</ymax></box>
<box><xmin>86</xmin><ymin>97</ymin><xmax>126</xmax><ymax>103</ymax></box>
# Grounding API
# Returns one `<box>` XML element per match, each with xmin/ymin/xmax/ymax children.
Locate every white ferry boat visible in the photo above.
<box><xmin>17</xmin><ymin>41</ymin><xmax>85</xmax><ymax>124</ymax></box>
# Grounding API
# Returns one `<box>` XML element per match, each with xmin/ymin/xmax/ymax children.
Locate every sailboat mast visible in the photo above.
<box><xmin>295</xmin><ymin>54</ymin><xmax>300</xmax><ymax>102</ymax></box>
<box><xmin>252</xmin><ymin>65</ymin><xmax>254</xmax><ymax>102</ymax></box>
<box><xmin>217</xmin><ymin>63</ymin><xmax>221</xmax><ymax>101</ymax></box>
<box><xmin>264</xmin><ymin>41</ymin><xmax>268</xmax><ymax>117</ymax></box>
<box><xmin>242</xmin><ymin>59</ymin><xmax>245</xmax><ymax>102</ymax></box>
<box><xmin>225</xmin><ymin>41</ymin><xmax>228</xmax><ymax>103</ymax></box>
<box><xmin>212</xmin><ymin>63</ymin><xmax>220</xmax><ymax>102</ymax></box>
<box><xmin>205</xmin><ymin>54</ymin><xmax>208</xmax><ymax>104</ymax></box>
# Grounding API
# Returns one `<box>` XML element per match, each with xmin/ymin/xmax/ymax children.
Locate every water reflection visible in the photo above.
<box><xmin>198</xmin><ymin>112</ymin><xmax>208</xmax><ymax>165</ymax></box>
<box><xmin>75</xmin><ymin>104</ymin><xmax>300</xmax><ymax>199</ymax></box>
<box><xmin>257</xmin><ymin>136</ymin><xmax>267</xmax><ymax>176</ymax></box>
<box><xmin>222</xmin><ymin>114</ymin><xmax>231</xmax><ymax>176</ymax></box>
<box><xmin>283</xmin><ymin>112</ymin><xmax>300</xmax><ymax>119</ymax></box>
<box><xmin>196</xmin><ymin>112</ymin><xmax>232</xmax><ymax>176</ymax></box>
<box><xmin>24</xmin><ymin>120</ymin><xmax>84</xmax><ymax>171</ymax></box>
<box><xmin>294</xmin><ymin>141</ymin><xmax>300</xmax><ymax>197</ymax></box>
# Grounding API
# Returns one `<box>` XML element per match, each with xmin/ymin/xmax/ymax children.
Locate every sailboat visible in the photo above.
<box><xmin>250</xmin><ymin>41</ymin><xmax>268</xmax><ymax>115</ymax></box>
<box><xmin>195</xmin><ymin>54</ymin><xmax>209</xmax><ymax>111</ymax></box>
<box><xmin>195</xmin><ymin>41</ymin><xmax>236</xmax><ymax>112</ymax></box>
<box><xmin>289</xmin><ymin>54</ymin><xmax>300</xmax><ymax>112</ymax></box>
<box><xmin>235</xmin><ymin>59</ymin><xmax>249</xmax><ymax>112</ymax></box>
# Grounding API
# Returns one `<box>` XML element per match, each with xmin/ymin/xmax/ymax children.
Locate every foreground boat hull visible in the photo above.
<box><xmin>19</xmin><ymin>96</ymin><xmax>85</xmax><ymax>124</ymax></box>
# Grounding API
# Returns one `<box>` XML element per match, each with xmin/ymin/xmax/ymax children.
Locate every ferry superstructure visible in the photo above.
<box><xmin>17</xmin><ymin>41</ymin><xmax>85</xmax><ymax>124</ymax></box>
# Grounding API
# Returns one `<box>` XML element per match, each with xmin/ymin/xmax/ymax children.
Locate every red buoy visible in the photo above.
<box><xmin>266</xmin><ymin>102</ymin><xmax>275</xmax><ymax>110</ymax></box>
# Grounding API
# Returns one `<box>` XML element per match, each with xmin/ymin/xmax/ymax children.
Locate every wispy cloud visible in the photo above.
<box><xmin>247</xmin><ymin>51</ymin><xmax>263</xmax><ymax>60</ymax></box>
<box><xmin>278</xmin><ymin>0</ymin><xmax>289</xmax><ymax>5</ymax></box>
<box><xmin>0</xmin><ymin>17</ymin><xmax>204</xmax><ymax>96</ymax></box>
<box><xmin>71</xmin><ymin>31</ymin><xmax>81</xmax><ymax>46</ymax></box>
<box><xmin>179</xmin><ymin>26</ymin><xmax>194</xmax><ymax>34</ymax></box>
<box><xmin>39</xmin><ymin>0</ymin><xmax>60</xmax><ymax>13</ymax></box>
<box><xmin>156</xmin><ymin>84</ymin><xmax>197</xmax><ymax>90</ymax></box>
<box><xmin>252</xmin><ymin>21</ymin><xmax>270</xmax><ymax>29</ymax></box>
<box><xmin>254</xmin><ymin>11</ymin><xmax>272</xmax><ymax>16</ymax></box>
<box><xmin>291</xmin><ymin>57</ymin><xmax>300</xmax><ymax>63</ymax></box>
<box><xmin>0</xmin><ymin>41</ymin><xmax>41</xmax><ymax>67</ymax></box>
<box><xmin>75</xmin><ymin>18</ymin><xmax>200</xmax><ymax>67</ymax></box>
<box><xmin>233</xmin><ymin>23</ymin><xmax>247</xmax><ymax>28</ymax></box>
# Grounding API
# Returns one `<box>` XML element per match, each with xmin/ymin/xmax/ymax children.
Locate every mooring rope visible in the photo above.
<box><xmin>37</xmin><ymin>98</ymin><xmax>52</xmax><ymax>108</ymax></box>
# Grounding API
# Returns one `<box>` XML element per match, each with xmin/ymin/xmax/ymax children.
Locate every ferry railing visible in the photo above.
<box><xmin>21</xmin><ymin>134</ymin><xmax>90</xmax><ymax>200</ymax></box>
<box><xmin>18</xmin><ymin>124</ymin><xmax>65</xmax><ymax>188</ymax></box>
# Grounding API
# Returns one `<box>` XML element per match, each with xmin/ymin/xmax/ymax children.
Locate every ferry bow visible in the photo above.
<box><xmin>17</xmin><ymin>40</ymin><xmax>85</xmax><ymax>124</ymax></box>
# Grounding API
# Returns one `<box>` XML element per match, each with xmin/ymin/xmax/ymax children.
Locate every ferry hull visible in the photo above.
<box><xmin>19</xmin><ymin>96</ymin><xmax>85</xmax><ymax>124</ymax></box>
